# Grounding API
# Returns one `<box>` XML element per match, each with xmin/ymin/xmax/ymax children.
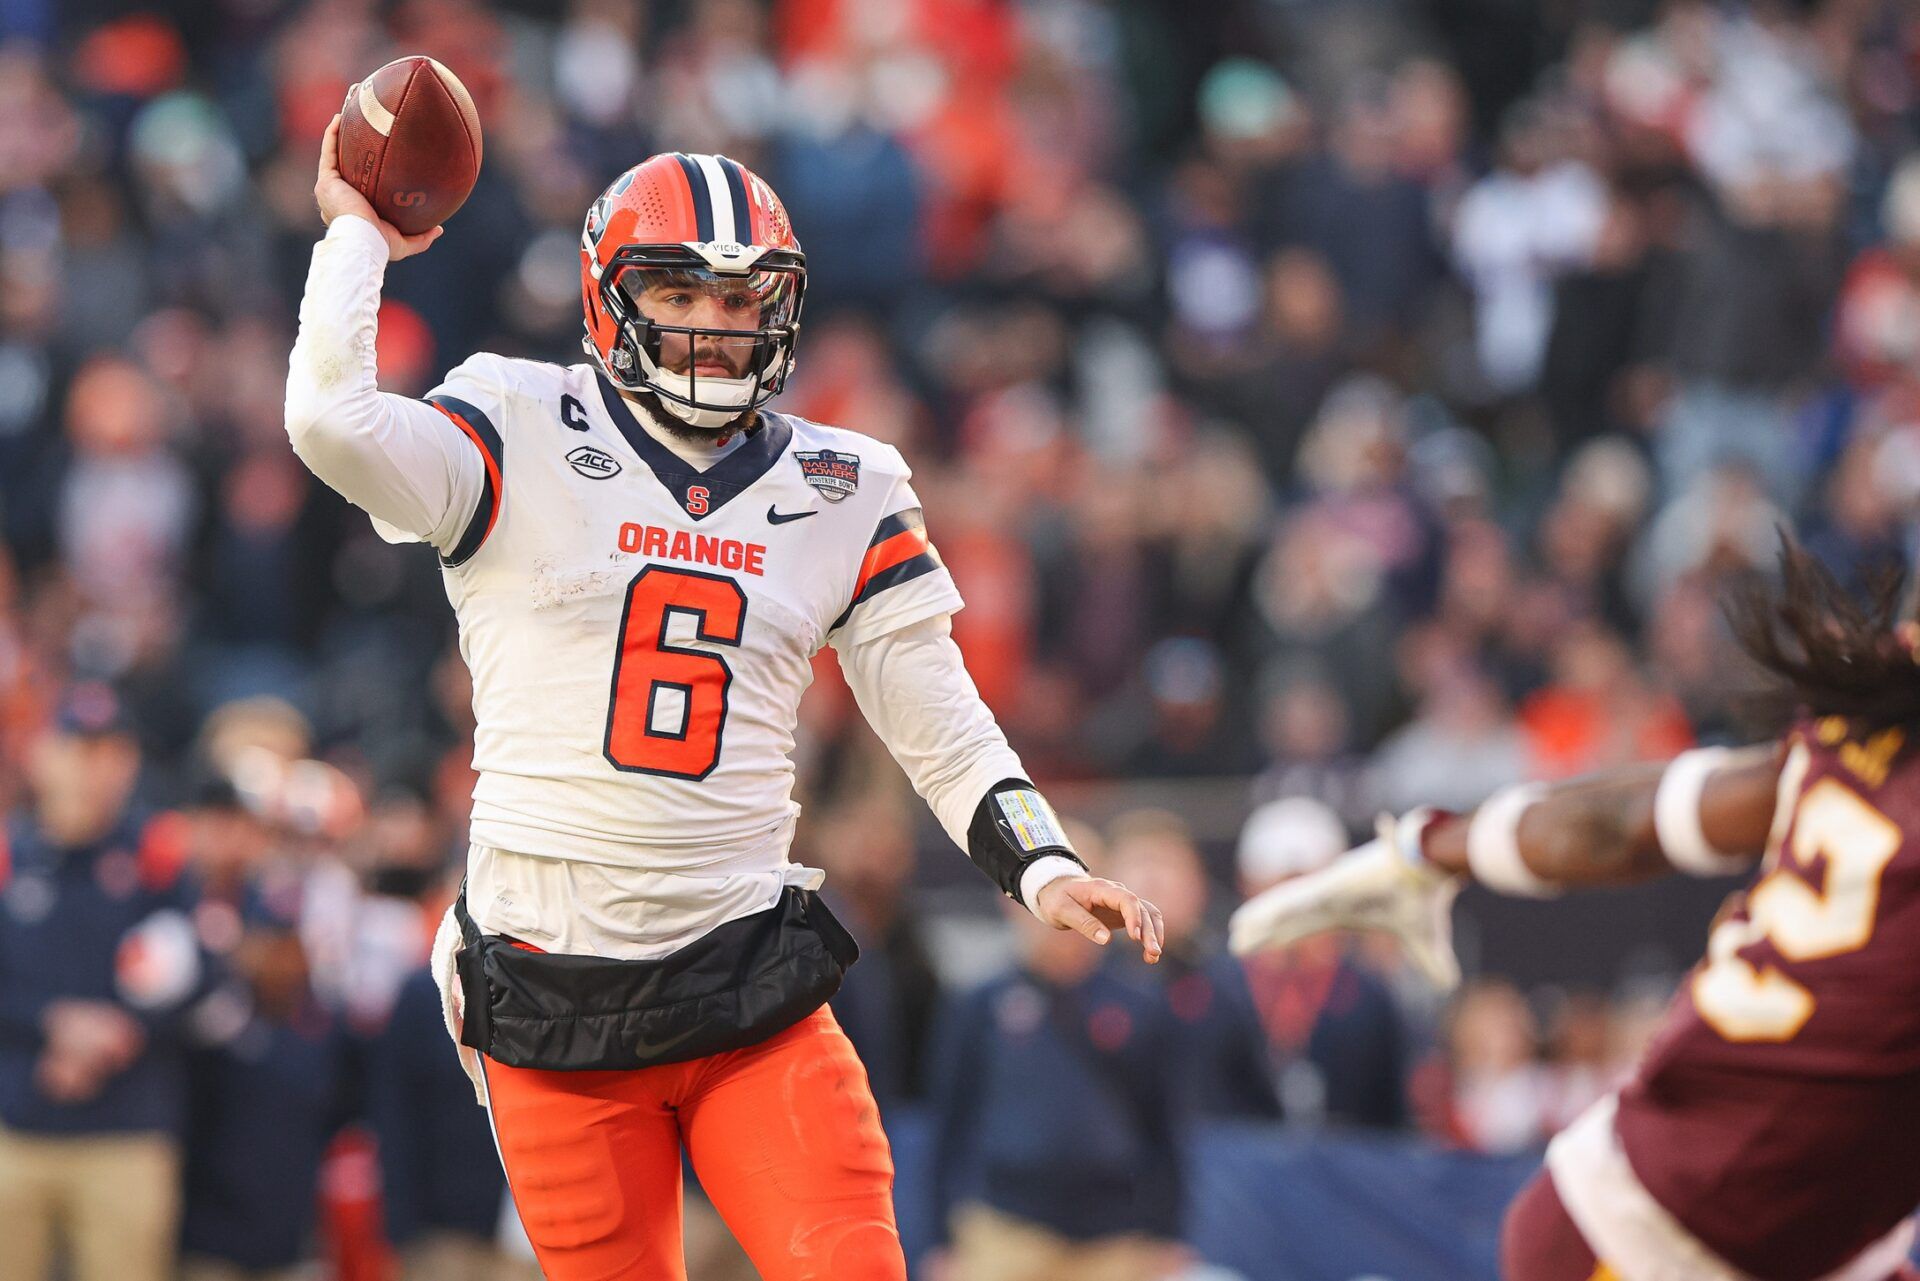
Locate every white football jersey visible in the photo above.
<box><xmin>419</xmin><ymin>353</ymin><xmax>962</xmax><ymax>871</ymax></box>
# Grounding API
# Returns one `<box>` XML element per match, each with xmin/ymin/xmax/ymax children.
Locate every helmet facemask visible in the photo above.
<box><xmin>594</xmin><ymin>247</ymin><xmax>806</xmax><ymax>431</ymax></box>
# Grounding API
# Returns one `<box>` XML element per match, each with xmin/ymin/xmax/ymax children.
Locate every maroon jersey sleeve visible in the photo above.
<box><xmin>1613</xmin><ymin>719</ymin><xmax>1920</xmax><ymax>1280</ymax></box>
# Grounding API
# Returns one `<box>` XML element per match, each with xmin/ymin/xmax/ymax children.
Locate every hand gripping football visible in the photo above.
<box><xmin>338</xmin><ymin>56</ymin><xmax>482</xmax><ymax>236</ymax></box>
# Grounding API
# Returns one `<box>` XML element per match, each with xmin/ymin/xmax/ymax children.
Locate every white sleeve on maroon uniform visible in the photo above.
<box><xmin>838</xmin><ymin>613</ymin><xmax>1082</xmax><ymax>912</ymax></box>
<box><xmin>825</xmin><ymin>469</ymin><xmax>964</xmax><ymax>647</ymax></box>
<box><xmin>284</xmin><ymin>214</ymin><xmax>498</xmax><ymax>558</ymax></box>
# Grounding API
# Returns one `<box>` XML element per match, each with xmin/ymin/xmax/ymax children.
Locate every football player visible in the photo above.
<box><xmin>1230</xmin><ymin>545</ymin><xmax>1920</xmax><ymax>1281</ymax></box>
<box><xmin>286</xmin><ymin>118</ymin><xmax>1164</xmax><ymax>1281</ymax></box>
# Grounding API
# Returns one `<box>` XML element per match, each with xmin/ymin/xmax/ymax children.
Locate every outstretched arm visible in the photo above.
<box><xmin>1420</xmin><ymin>744</ymin><xmax>1784</xmax><ymax>889</ymax></box>
<box><xmin>1229</xmin><ymin>743</ymin><xmax>1787</xmax><ymax>984</ymax></box>
<box><xmin>284</xmin><ymin>113</ymin><xmax>486</xmax><ymax>554</ymax></box>
<box><xmin>839</xmin><ymin>613</ymin><xmax>1164</xmax><ymax>961</ymax></box>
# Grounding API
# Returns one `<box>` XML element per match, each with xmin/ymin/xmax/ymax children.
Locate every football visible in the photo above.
<box><xmin>338</xmin><ymin>56</ymin><xmax>481</xmax><ymax>236</ymax></box>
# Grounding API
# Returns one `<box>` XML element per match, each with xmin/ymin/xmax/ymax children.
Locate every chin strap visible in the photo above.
<box><xmin>586</xmin><ymin>333</ymin><xmax>765</xmax><ymax>433</ymax></box>
<box><xmin>616</xmin><ymin>383</ymin><xmax>757</xmax><ymax>442</ymax></box>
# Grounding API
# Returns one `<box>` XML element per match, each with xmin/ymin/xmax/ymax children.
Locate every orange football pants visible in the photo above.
<box><xmin>480</xmin><ymin>1006</ymin><xmax>906</xmax><ymax>1281</ymax></box>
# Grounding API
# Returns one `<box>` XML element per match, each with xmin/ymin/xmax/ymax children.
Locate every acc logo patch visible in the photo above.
<box><xmin>567</xmin><ymin>445</ymin><xmax>622</xmax><ymax>479</ymax></box>
<box><xmin>794</xmin><ymin>449</ymin><xmax>860</xmax><ymax>502</ymax></box>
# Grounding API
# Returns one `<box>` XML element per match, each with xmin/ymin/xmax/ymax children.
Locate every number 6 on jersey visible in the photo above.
<box><xmin>604</xmin><ymin>566</ymin><xmax>746</xmax><ymax>779</ymax></box>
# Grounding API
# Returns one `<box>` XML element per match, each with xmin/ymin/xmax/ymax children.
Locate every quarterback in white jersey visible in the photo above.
<box><xmin>286</xmin><ymin>117</ymin><xmax>1163</xmax><ymax>1281</ymax></box>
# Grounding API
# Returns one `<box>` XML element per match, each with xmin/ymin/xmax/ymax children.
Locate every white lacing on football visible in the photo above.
<box><xmin>356</xmin><ymin>80</ymin><xmax>395</xmax><ymax>137</ymax></box>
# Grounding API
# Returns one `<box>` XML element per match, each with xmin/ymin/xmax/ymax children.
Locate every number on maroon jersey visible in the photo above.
<box><xmin>1694</xmin><ymin>746</ymin><xmax>1903</xmax><ymax>1043</ymax></box>
<box><xmin>603</xmin><ymin>567</ymin><xmax>744</xmax><ymax>779</ymax></box>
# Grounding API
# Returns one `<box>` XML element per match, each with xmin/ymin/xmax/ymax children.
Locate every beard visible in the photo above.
<box><xmin>630</xmin><ymin>386</ymin><xmax>759</xmax><ymax>442</ymax></box>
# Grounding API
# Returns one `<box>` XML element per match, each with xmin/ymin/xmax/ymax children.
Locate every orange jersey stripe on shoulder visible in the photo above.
<box><xmin>853</xmin><ymin>527</ymin><xmax>931</xmax><ymax>597</ymax></box>
<box><xmin>433</xmin><ymin>403</ymin><xmax>503</xmax><ymax>547</ymax></box>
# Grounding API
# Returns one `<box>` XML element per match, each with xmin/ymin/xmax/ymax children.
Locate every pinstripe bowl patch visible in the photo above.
<box><xmin>794</xmin><ymin>449</ymin><xmax>860</xmax><ymax>502</ymax></box>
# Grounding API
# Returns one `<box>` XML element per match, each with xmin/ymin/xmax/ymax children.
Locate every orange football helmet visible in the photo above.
<box><xmin>580</xmin><ymin>153</ymin><xmax>806</xmax><ymax>428</ymax></box>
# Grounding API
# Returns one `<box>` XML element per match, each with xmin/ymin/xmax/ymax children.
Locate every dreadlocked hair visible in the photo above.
<box><xmin>1722</xmin><ymin>535</ymin><xmax>1920</xmax><ymax>733</ymax></box>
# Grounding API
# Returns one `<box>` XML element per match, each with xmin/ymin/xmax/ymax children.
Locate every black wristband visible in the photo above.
<box><xmin>966</xmin><ymin>778</ymin><xmax>1085</xmax><ymax>905</ymax></box>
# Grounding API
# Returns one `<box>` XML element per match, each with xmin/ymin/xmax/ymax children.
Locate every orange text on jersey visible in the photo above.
<box><xmin>618</xmin><ymin>522</ymin><xmax>767</xmax><ymax>576</ymax></box>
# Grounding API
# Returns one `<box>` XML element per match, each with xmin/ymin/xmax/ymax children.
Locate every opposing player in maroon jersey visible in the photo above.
<box><xmin>1230</xmin><ymin>544</ymin><xmax>1920</xmax><ymax>1281</ymax></box>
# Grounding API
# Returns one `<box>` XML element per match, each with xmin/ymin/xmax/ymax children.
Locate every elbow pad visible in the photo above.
<box><xmin>967</xmin><ymin>779</ymin><xmax>1085</xmax><ymax>905</ymax></box>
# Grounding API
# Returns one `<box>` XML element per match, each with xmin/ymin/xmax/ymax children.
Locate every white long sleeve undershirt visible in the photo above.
<box><xmin>284</xmin><ymin>215</ymin><xmax>484</xmax><ymax>552</ymax></box>
<box><xmin>840</xmin><ymin>614</ymin><xmax>1083</xmax><ymax>911</ymax></box>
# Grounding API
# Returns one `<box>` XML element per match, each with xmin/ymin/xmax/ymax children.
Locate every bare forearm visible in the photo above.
<box><xmin>1424</xmin><ymin>764</ymin><xmax>1667</xmax><ymax>885</ymax></box>
<box><xmin>1423</xmin><ymin>747</ymin><xmax>1782</xmax><ymax>888</ymax></box>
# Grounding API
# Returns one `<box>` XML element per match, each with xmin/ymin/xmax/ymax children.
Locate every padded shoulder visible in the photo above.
<box><xmin>779</xmin><ymin>413</ymin><xmax>912</xmax><ymax>486</ymax></box>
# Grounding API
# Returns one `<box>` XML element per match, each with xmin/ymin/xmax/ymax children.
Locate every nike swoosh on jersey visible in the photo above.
<box><xmin>766</xmin><ymin>506</ymin><xmax>816</xmax><ymax>525</ymax></box>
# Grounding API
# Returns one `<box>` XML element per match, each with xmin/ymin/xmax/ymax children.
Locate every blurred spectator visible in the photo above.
<box><xmin>1142</xmin><ymin>429</ymin><xmax>1268</xmax><ymax>661</ymax></box>
<box><xmin>816</xmin><ymin>791</ymin><xmax>941</xmax><ymax>1108</ymax></box>
<box><xmin>301</xmin><ymin>780</ymin><xmax>429</xmax><ymax>1035</ymax></box>
<box><xmin>929</xmin><ymin>836</ymin><xmax>1186</xmax><ymax>1281</ymax></box>
<box><xmin>1232</xmin><ymin>797</ymin><xmax>1410</xmax><ymax>1128</ymax></box>
<box><xmin>1281</xmin><ymin>80</ymin><xmax>1444</xmax><ymax>344</ymax></box>
<box><xmin>1836</xmin><ymin>156</ymin><xmax>1920</xmax><ymax>394</ymax></box>
<box><xmin>1532</xmin><ymin>437</ymin><xmax>1652</xmax><ymax>636</ymax></box>
<box><xmin>369</xmin><ymin>962</ymin><xmax>532</xmax><ymax>1281</ymax></box>
<box><xmin>1372</xmin><ymin>660</ymin><xmax>1527</xmax><ymax>815</ymax></box>
<box><xmin>1452</xmin><ymin>99</ymin><xmax>1607</xmax><ymax>395</ymax></box>
<box><xmin>1441</xmin><ymin>979</ymin><xmax>1552</xmax><ymax>1154</ymax></box>
<box><xmin>1114</xmin><ymin>637</ymin><xmax>1260</xmax><ymax>778</ymax></box>
<box><xmin>1518</xmin><ymin>622</ymin><xmax>1694</xmax><ymax>778</ymax></box>
<box><xmin>0</xmin><ymin>684</ymin><xmax>214</xmax><ymax>1281</ymax></box>
<box><xmin>1538</xmin><ymin>193</ymin><xmax>1661</xmax><ymax>452</ymax></box>
<box><xmin>1801</xmin><ymin>426</ymin><xmax>1914</xmax><ymax>594</ymax></box>
<box><xmin>179</xmin><ymin>890</ymin><xmax>347</xmax><ymax>1281</ymax></box>
<box><xmin>1629</xmin><ymin>463</ymin><xmax>1783</xmax><ymax>611</ymax></box>
<box><xmin>771</xmin><ymin>87</ymin><xmax>924</xmax><ymax>314</ymax></box>
<box><xmin>1105</xmin><ymin>809</ymin><xmax>1279</xmax><ymax>1120</ymax></box>
<box><xmin>1235</xmin><ymin>797</ymin><xmax>1349</xmax><ymax>892</ymax></box>
<box><xmin>56</xmin><ymin>356</ymin><xmax>196</xmax><ymax>680</ymax></box>
<box><xmin>1199</xmin><ymin>246</ymin><xmax>1349</xmax><ymax>482</ymax></box>
<box><xmin>182</xmin><ymin>775</ymin><xmax>274</xmax><ymax>920</ymax></box>
<box><xmin>1539</xmin><ymin>991</ymin><xmax>1619</xmax><ymax>1134</ymax></box>
<box><xmin>1249</xmin><ymin>664</ymin><xmax>1377</xmax><ymax>834</ymax></box>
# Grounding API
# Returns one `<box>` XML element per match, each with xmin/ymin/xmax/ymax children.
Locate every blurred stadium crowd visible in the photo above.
<box><xmin>3</xmin><ymin>0</ymin><xmax>1920</xmax><ymax>1276</ymax></box>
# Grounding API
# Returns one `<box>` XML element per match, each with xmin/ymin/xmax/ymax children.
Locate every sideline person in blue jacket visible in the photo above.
<box><xmin>0</xmin><ymin>684</ymin><xmax>217</xmax><ymax>1281</ymax></box>
<box><xmin>370</xmin><ymin>959</ymin><xmax>535</xmax><ymax>1280</ymax></box>
<box><xmin>180</xmin><ymin>877</ymin><xmax>350</xmax><ymax>1281</ymax></box>
<box><xmin>929</xmin><ymin>836</ymin><xmax>1188</xmax><ymax>1281</ymax></box>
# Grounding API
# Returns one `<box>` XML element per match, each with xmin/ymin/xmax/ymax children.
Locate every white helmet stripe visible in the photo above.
<box><xmin>693</xmin><ymin>154</ymin><xmax>736</xmax><ymax>244</ymax></box>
